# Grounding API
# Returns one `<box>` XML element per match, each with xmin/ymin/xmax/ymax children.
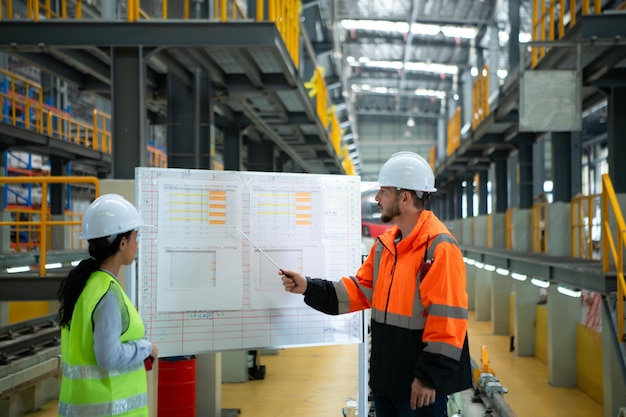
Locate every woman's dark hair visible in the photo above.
<box><xmin>57</xmin><ymin>230</ymin><xmax>133</xmax><ymax>328</ymax></box>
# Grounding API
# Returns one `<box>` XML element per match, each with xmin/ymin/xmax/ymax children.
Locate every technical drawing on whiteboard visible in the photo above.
<box><xmin>156</xmin><ymin>178</ymin><xmax>243</xmax><ymax>312</ymax></box>
<box><xmin>247</xmin><ymin>182</ymin><xmax>325</xmax><ymax>309</ymax></box>
<box><xmin>249</xmin><ymin>245</ymin><xmax>325</xmax><ymax>309</ymax></box>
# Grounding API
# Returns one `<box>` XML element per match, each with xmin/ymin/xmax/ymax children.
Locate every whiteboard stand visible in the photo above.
<box><xmin>197</xmin><ymin>352</ymin><xmax>221</xmax><ymax>417</ymax></box>
<box><xmin>358</xmin><ymin>311</ymin><xmax>369</xmax><ymax>417</ymax></box>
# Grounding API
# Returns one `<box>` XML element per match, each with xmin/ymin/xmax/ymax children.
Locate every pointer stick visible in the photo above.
<box><xmin>234</xmin><ymin>226</ymin><xmax>282</xmax><ymax>270</ymax></box>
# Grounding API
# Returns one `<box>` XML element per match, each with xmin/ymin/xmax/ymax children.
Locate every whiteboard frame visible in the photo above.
<box><xmin>136</xmin><ymin>167</ymin><xmax>365</xmax><ymax>356</ymax></box>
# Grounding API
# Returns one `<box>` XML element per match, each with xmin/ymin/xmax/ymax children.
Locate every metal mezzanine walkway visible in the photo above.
<box><xmin>0</xmin><ymin>19</ymin><xmax>344</xmax><ymax>175</ymax></box>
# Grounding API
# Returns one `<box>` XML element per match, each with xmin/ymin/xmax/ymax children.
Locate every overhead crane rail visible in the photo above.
<box><xmin>0</xmin><ymin>314</ymin><xmax>60</xmax><ymax>366</ymax></box>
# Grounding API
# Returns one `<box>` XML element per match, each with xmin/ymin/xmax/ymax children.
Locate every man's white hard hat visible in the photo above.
<box><xmin>377</xmin><ymin>151</ymin><xmax>437</xmax><ymax>193</ymax></box>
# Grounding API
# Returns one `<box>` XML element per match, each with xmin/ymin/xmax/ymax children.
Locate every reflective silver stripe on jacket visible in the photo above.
<box><xmin>58</xmin><ymin>392</ymin><xmax>147</xmax><ymax>417</ymax></box>
<box><xmin>423</xmin><ymin>340</ymin><xmax>463</xmax><ymax>360</ymax></box>
<box><xmin>427</xmin><ymin>303</ymin><xmax>468</xmax><ymax>319</ymax></box>
<box><xmin>62</xmin><ymin>361</ymin><xmax>144</xmax><ymax>380</ymax></box>
<box><xmin>372</xmin><ymin>241</ymin><xmax>385</xmax><ymax>287</ymax></box>
<box><xmin>371</xmin><ymin>307</ymin><xmax>427</xmax><ymax>329</ymax></box>
<box><xmin>334</xmin><ymin>277</ymin><xmax>372</xmax><ymax>314</ymax></box>
<box><xmin>369</xmin><ymin>232</ymin><xmax>463</xmax><ymax>330</ymax></box>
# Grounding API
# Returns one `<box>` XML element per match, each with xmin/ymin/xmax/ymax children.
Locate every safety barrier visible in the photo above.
<box><xmin>1</xmin><ymin>68</ymin><xmax>171</xmax><ymax>167</ymax></box>
<box><xmin>0</xmin><ymin>176</ymin><xmax>100</xmax><ymax>276</ymax></box>
<box><xmin>571</xmin><ymin>193</ymin><xmax>601</xmax><ymax>259</ymax></box>
<box><xmin>447</xmin><ymin>107</ymin><xmax>461</xmax><ymax>156</ymax></box>
<box><xmin>531</xmin><ymin>200</ymin><xmax>548</xmax><ymax>253</ymax></box>
<box><xmin>531</xmin><ymin>0</ymin><xmax>602</xmax><ymax>67</ymax></box>
<box><xmin>0</xmin><ymin>68</ymin><xmax>112</xmax><ymax>153</ymax></box>
<box><xmin>472</xmin><ymin>66</ymin><xmax>489</xmax><ymax>130</ymax></box>
<box><xmin>147</xmin><ymin>144</ymin><xmax>168</xmax><ymax>168</ymax></box>
<box><xmin>505</xmin><ymin>208</ymin><xmax>515</xmax><ymax>250</ymax></box>
<box><xmin>600</xmin><ymin>173</ymin><xmax>625</xmax><ymax>342</ymax></box>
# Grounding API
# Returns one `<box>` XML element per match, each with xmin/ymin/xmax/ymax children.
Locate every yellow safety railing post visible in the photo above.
<box><xmin>0</xmin><ymin>176</ymin><xmax>101</xmax><ymax>275</ymax></box>
<box><xmin>601</xmin><ymin>174</ymin><xmax>625</xmax><ymax>341</ymax></box>
<box><xmin>256</xmin><ymin>0</ymin><xmax>262</xmax><ymax>20</ymax></box>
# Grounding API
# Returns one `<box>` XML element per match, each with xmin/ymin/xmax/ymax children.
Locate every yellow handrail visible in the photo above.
<box><xmin>472</xmin><ymin>66</ymin><xmax>489</xmax><ymax>130</ymax></box>
<box><xmin>0</xmin><ymin>176</ymin><xmax>100</xmax><ymax>277</ymax></box>
<box><xmin>447</xmin><ymin>107</ymin><xmax>461</xmax><ymax>156</ymax></box>
<box><xmin>0</xmin><ymin>68</ymin><xmax>113</xmax><ymax>153</ymax></box>
<box><xmin>532</xmin><ymin>0</ymin><xmax>602</xmax><ymax>67</ymax></box>
<box><xmin>601</xmin><ymin>174</ymin><xmax>626</xmax><ymax>342</ymax></box>
<box><xmin>571</xmin><ymin>193</ymin><xmax>601</xmax><ymax>259</ymax></box>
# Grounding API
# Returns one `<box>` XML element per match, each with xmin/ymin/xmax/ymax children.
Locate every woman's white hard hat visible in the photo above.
<box><xmin>79</xmin><ymin>194</ymin><xmax>145</xmax><ymax>240</ymax></box>
<box><xmin>377</xmin><ymin>151</ymin><xmax>437</xmax><ymax>193</ymax></box>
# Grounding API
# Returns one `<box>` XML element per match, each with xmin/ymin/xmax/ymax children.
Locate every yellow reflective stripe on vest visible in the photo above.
<box><xmin>58</xmin><ymin>392</ymin><xmax>147</xmax><ymax>417</ymax></box>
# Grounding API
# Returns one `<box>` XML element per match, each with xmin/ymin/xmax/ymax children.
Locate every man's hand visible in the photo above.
<box><xmin>410</xmin><ymin>377</ymin><xmax>436</xmax><ymax>409</ymax></box>
<box><xmin>279</xmin><ymin>269</ymin><xmax>307</xmax><ymax>294</ymax></box>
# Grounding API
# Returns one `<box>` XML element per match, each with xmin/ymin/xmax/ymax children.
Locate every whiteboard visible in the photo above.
<box><xmin>136</xmin><ymin>167</ymin><xmax>364</xmax><ymax>356</ymax></box>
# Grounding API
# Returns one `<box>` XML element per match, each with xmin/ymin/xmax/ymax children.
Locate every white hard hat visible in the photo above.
<box><xmin>377</xmin><ymin>152</ymin><xmax>437</xmax><ymax>193</ymax></box>
<box><xmin>79</xmin><ymin>194</ymin><xmax>145</xmax><ymax>240</ymax></box>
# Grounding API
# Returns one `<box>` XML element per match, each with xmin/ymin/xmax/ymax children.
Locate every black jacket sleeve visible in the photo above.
<box><xmin>414</xmin><ymin>333</ymin><xmax>472</xmax><ymax>394</ymax></box>
<box><xmin>303</xmin><ymin>277</ymin><xmax>340</xmax><ymax>315</ymax></box>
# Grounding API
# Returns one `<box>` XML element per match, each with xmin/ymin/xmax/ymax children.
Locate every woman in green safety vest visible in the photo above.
<box><xmin>57</xmin><ymin>194</ymin><xmax>158</xmax><ymax>417</ymax></box>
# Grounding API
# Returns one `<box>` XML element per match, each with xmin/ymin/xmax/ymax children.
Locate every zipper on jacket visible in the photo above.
<box><xmin>383</xmin><ymin>250</ymin><xmax>397</xmax><ymax>323</ymax></box>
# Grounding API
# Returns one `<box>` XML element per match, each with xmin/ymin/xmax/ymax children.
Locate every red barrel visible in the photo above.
<box><xmin>158</xmin><ymin>356</ymin><xmax>196</xmax><ymax>417</ymax></box>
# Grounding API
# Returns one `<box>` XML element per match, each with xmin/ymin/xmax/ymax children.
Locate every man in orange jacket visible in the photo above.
<box><xmin>280</xmin><ymin>152</ymin><xmax>472</xmax><ymax>417</ymax></box>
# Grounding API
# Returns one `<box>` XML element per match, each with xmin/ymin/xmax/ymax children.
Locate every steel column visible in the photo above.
<box><xmin>167</xmin><ymin>74</ymin><xmax>195</xmax><ymax>168</ymax></box>
<box><xmin>464</xmin><ymin>175</ymin><xmax>474</xmax><ymax>217</ymax></box>
<box><xmin>494</xmin><ymin>158</ymin><xmax>508</xmax><ymax>213</ymax></box>
<box><xmin>508</xmin><ymin>0</ymin><xmax>520</xmax><ymax>72</ymax></box>
<box><xmin>607</xmin><ymin>87</ymin><xmax>626</xmax><ymax>193</ymax></box>
<box><xmin>223</xmin><ymin>126</ymin><xmax>242</xmax><ymax>171</ymax></box>
<box><xmin>111</xmin><ymin>47</ymin><xmax>147</xmax><ymax>179</ymax></box>
<box><xmin>517</xmin><ymin>136</ymin><xmax>533</xmax><ymax>209</ymax></box>
<box><xmin>552</xmin><ymin>132</ymin><xmax>572</xmax><ymax>203</ymax></box>
<box><xmin>49</xmin><ymin>157</ymin><xmax>66</xmax><ymax>215</ymax></box>
<box><xmin>247</xmin><ymin>140</ymin><xmax>275</xmax><ymax>172</ymax></box>
<box><xmin>478</xmin><ymin>170</ymin><xmax>488</xmax><ymax>215</ymax></box>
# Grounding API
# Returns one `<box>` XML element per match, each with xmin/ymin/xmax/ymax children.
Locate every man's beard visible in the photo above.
<box><xmin>380</xmin><ymin>201</ymin><xmax>400</xmax><ymax>223</ymax></box>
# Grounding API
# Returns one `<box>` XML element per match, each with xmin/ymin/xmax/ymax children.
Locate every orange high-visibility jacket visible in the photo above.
<box><xmin>304</xmin><ymin>210</ymin><xmax>472</xmax><ymax>398</ymax></box>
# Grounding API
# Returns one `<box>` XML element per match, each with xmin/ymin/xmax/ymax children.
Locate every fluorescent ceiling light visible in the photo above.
<box><xmin>483</xmin><ymin>264</ymin><xmax>496</xmax><ymax>272</ymax></box>
<box><xmin>496</xmin><ymin>268</ymin><xmax>509</xmax><ymax>276</ymax></box>
<box><xmin>464</xmin><ymin>258</ymin><xmax>475</xmax><ymax>266</ymax></box>
<box><xmin>519</xmin><ymin>32</ymin><xmax>532</xmax><ymax>43</ymax></box>
<box><xmin>439</xmin><ymin>26</ymin><xmax>477</xmax><ymax>39</ymax></box>
<box><xmin>71</xmin><ymin>260</ymin><xmax>81</xmax><ymax>266</ymax></box>
<box><xmin>511</xmin><ymin>272</ymin><xmax>527</xmax><ymax>281</ymax></box>
<box><xmin>340</xmin><ymin>19</ymin><xmax>478</xmax><ymax>40</ymax></box>
<box><xmin>557</xmin><ymin>286</ymin><xmax>582</xmax><ymax>298</ymax></box>
<box><xmin>341</xmin><ymin>19</ymin><xmax>408</xmax><ymax>32</ymax></box>
<box><xmin>349</xmin><ymin>59</ymin><xmax>458</xmax><ymax>75</ymax></box>
<box><xmin>7</xmin><ymin>266</ymin><xmax>30</xmax><ymax>273</ymax></box>
<box><xmin>415</xmin><ymin>88</ymin><xmax>447</xmax><ymax>98</ymax></box>
<box><xmin>531</xmin><ymin>278</ymin><xmax>550</xmax><ymax>288</ymax></box>
<box><xmin>46</xmin><ymin>262</ymin><xmax>63</xmax><ymax>270</ymax></box>
<box><xmin>474</xmin><ymin>262</ymin><xmax>484</xmax><ymax>269</ymax></box>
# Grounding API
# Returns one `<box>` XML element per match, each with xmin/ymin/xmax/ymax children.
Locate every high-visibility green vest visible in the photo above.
<box><xmin>58</xmin><ymin>271</ymin><xmax>149</xmax><ymax>417</ymax></box>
